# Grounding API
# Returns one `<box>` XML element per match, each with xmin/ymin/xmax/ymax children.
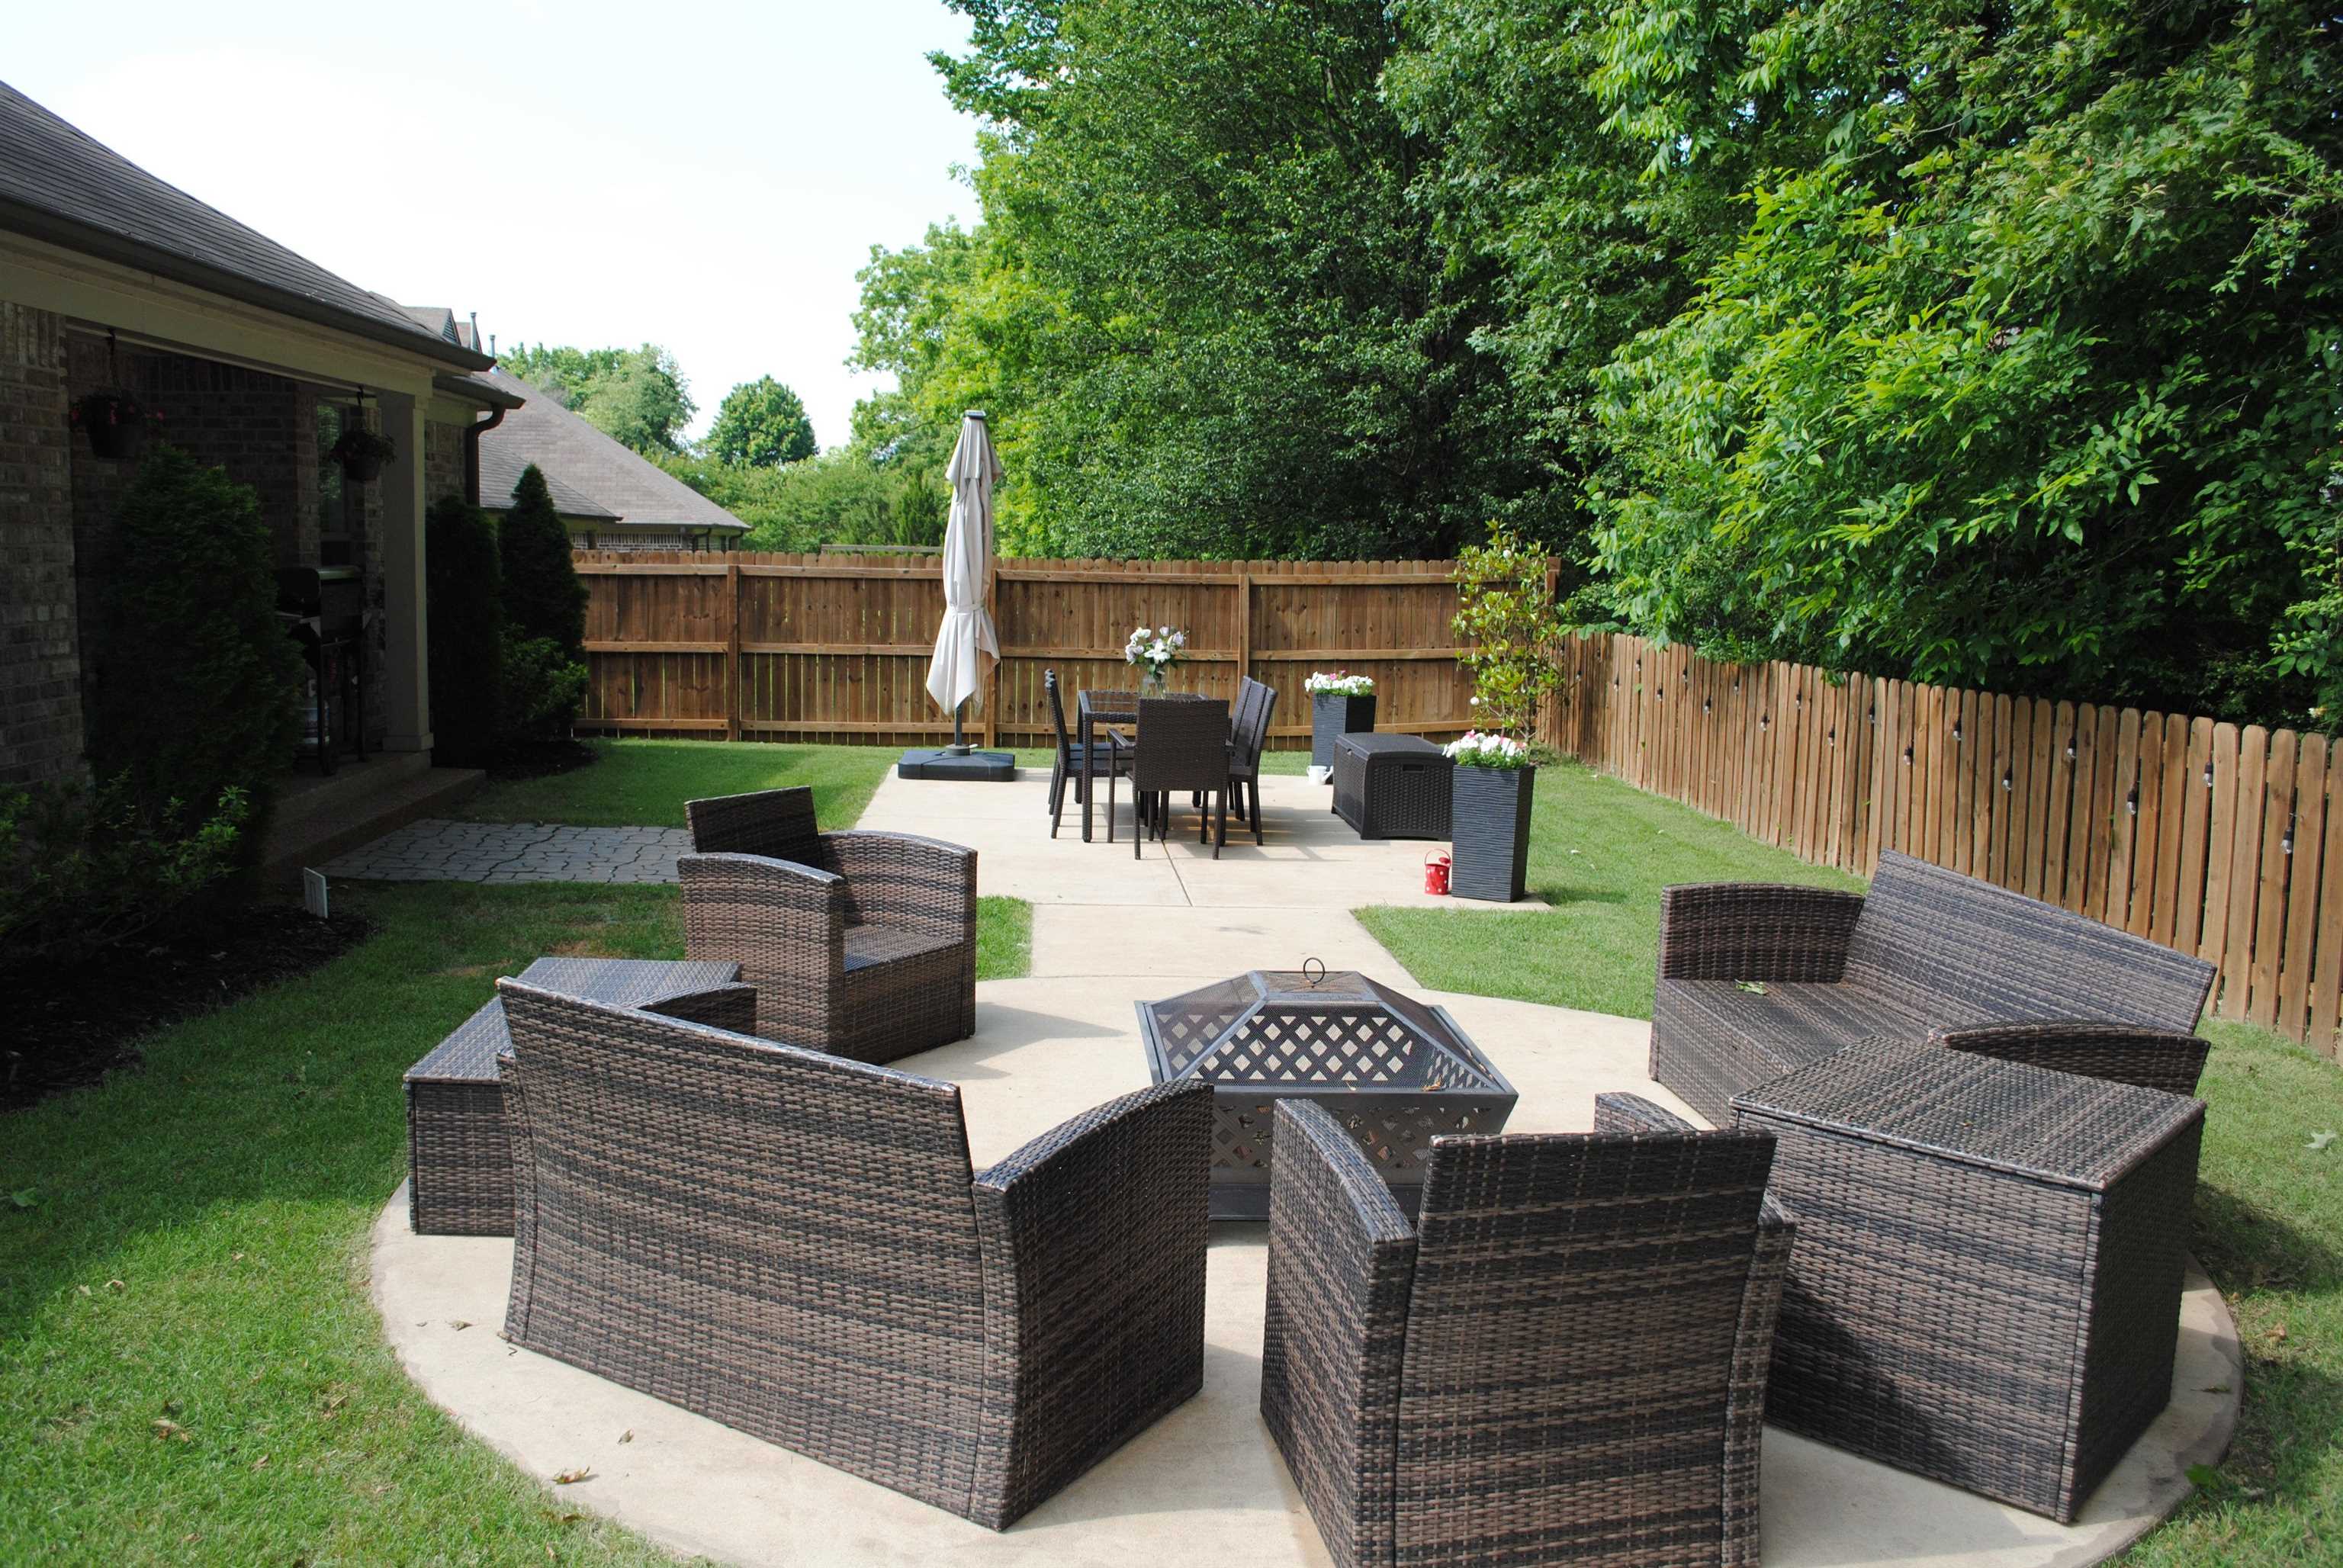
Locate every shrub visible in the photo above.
<box><xmin>85</xmin><ymin>445</ymin><xmax>301</xmax><ymax>838</ymax></box>
<box><xmin>500</xmin><ymin>637</ymin><xmax>589</xmax><ymax>749</ymax></box>
<box><xmin>500</xmin><ymin>464</ymin><xmax>587</xmax><ymax>660</ymax></box>
<box><xmin>0</xmin><ymin>776</ymin><xmax>248</xmax><ymax>971</ymax></box>
<box><xmin>426</xmin><ymin>496</ymin><xmax>505</xmax><ymax>766</ymax></box>
<box><xmin>1452</xmin><ymin>522</ymin><xmax>1565</xmax><ymax>741</ymax></box>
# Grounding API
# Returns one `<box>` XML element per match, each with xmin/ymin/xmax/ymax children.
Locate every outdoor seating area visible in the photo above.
<box><xmin>378</xmin><ymin>757</ymin><xmax>2239</xmax><ymax>1568</ymax></box>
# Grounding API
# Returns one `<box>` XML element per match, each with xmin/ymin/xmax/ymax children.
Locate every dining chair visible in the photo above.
<box><xmin>1129</xmin><ymin>696</ymin><xmax>1231</xmax><ymax>859</ymax></box>
<box><xmin>1045</xmin><ymin>669</ymin><xmax>1132</xmax><ymax>840</ymax></box>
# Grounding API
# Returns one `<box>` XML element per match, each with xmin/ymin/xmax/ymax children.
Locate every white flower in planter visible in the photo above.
<box><xmin>1444</xmin><ymin>729</ymin><xmax>1532</xmax><ymax>769</ymax></box>
<box><xmin>1305</xmin><ymin>670</ymin><xmax>1376</xmax><ymax>696</ymax></box>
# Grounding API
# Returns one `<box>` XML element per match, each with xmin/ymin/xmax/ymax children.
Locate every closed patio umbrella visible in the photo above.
<box><xmin>923</xmin><ymin>410</ymin><xmax>1002</xmax><ymax>759</ymax></box>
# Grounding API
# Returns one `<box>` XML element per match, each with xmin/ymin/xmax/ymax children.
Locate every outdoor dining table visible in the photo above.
<box><xmin>1077</xmin><ymin>687</ymin><xmax>1216</xmax><ymax>842</ymax></box>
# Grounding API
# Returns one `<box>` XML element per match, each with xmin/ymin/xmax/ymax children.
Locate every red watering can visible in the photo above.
<box><xmin>1423</xmin><ymin>850</ymin><xmax>1451</xmax><ymax>896</ymax></box>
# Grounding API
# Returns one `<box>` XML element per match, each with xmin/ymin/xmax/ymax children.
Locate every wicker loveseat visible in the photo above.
<box><xmin>682</xmin><ymin>786</ymin><xmax>976</xmax><ymax>1064</ymax></box>
<box><xmin>498</xmin><ymin>978</ymin><xmax>1214</xmax><ymax>1530</ymax></box>
<box><xmin>1653</xmin><ymin>850</ymin><xmax>2217</xmax><ymax>1126</ymax></box>
<box><xmin>1261</xmin><ymin>1093</ymin><xmax>1793</xmax><ymax>1568</ymax></box>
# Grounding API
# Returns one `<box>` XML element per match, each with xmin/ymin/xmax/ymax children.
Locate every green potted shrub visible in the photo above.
<box><xmin>1306</xmin><ymin>671</ymin><xmax>1376</xmax><ymax>779</ymax></box>
<box><xmin>1444</xmin><ymin>730</ymin><xmax>1535</xmax><ymax>901</ymax></box>
<box><xmin>329</xmin><ymin>423</ymin><xmax>398</xmax><ymax>483</ymax></box>
<box><xmin>69</xmin><ymin>387</ymin><xmax>158</xmax><ymax>461</ymax></box>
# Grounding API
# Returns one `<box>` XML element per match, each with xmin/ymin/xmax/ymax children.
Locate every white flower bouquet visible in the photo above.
<box><xmin>1123</xmin><ymin>624</ymin><xmax>1189</xmax><ymax>683</ymax></box>
<box><xmin>1443</xmin><ymin>729</ymin><xmax>1533</xmax><ymax>770</ymax></box>
<box><xmin>1305</xmin><ymin>671</ymin><xmax>1376</xmax><ymax>696</ymax></box>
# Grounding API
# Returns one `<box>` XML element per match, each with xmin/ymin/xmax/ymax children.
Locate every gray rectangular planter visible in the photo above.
<box><xmin>1451</xmin><ymin>764</ymin><xmax>1534</xmax><ymax>902</ymax></box>
<box><xmin>1310</xmin><ymin>692</ymin><xmax>1377</xmax><ymax>774</ymax></box>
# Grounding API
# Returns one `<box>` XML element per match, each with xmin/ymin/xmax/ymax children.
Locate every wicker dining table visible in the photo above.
<box><xmin>1077</xmin><ymin>687</ymin><xmax>1215</xmax><ymax>842</ymax></box>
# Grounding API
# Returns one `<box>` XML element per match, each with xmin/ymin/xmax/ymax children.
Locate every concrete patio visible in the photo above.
<box><xmin>371</xmin><ymin>763</ymin><xmax>2240</xmax><ymax>1568</ymax></box>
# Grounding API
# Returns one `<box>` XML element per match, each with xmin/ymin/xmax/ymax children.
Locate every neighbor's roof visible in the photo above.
<box><xmin>0</xmin><ymin>81</ymin><xmax>490</xmax><ymax>371</ymax></box>
<box><xmin>476</xmin><ymin>368</ymin><xmax>747</xmax><ymax>534</ymax></box>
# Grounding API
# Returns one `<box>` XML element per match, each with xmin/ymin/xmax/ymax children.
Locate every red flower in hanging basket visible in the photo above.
<box><xmin>69</xmin><ymin>387</ymin><xmax>160</xmax><ymax>458</ymax></box>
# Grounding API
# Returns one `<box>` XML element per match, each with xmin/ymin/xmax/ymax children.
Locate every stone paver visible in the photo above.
<box><xmin>319</xmin><ymin>819</ymin><xmax>693</xmax><ymax>884</ymax></box>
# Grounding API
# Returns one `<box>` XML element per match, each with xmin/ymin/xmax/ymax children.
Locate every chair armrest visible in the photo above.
<box><xmin>1932</xmin><ymin>1022</ymin><xmax>2210</xmax><ymax>1096</ymax></box>
<box><xmin>812</xmin><ymin>831</ymin><xmax>977</xmax><ymax>943</ymax></box>
<box><xmin>678</xmin><ymin>852</ymin><xmax>845</xmax><ymax>985</ymax></box>
<box><xmin>967</xmin><ymin>1079</ymin><xmax>1211</xmax><ymax>1530</ymax></box>
<box><xmin>1658</xmin><ymin>882</ymin><xmax>1866</xmax><ymax>982</ymax></box>
<box><xmin>1260</xmin><ymin>1100</ymin><xmax>1417</xmax><ymax>1568</ymax></box>
<box><xmin>1593</xmin><ymin>1091</ymin><xmax>1699</xmax><ymax>1136</ymax></box>
<box><xmin>1723</xmin><ymin>1190</ymin><xmax>1798</xmax><ymax>1561</ymax></box>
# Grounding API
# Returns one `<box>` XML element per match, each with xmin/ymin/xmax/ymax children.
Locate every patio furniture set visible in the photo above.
<box><xmin>1045</xmin><ymin>670</ymin><xmax>1534</xmax><ymax>899</ymax></box>
<box><xmin>401</xmin><ymin>786</ymin><xmax>2218</xmax><ymax>1561</ymax></box>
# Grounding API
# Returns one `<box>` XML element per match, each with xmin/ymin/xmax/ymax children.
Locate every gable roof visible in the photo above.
<box><xmin>0</xmin><ymin>80</ymin><xmax>490</xmax><ymax>371</ymax></box>
<box><xmin>476</xmin><ymin>368</ymin><xmax>747</xmax><ymax>534</ymax></box>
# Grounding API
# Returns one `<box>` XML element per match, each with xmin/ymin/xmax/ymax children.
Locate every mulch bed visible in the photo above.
<box><xmin>4</xmin><ymin>903</ymin><xmax>374</xmax><ymax>1111</ymax></box>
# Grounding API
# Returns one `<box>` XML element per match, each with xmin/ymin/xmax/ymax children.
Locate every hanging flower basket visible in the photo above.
<box><xmin>329</xmin><ymin>425</ymin><xmax>397</xmax><ymax>483</ymax></box>
<box><xmin>69</xmin><ymin>388</ymin><xmax>159</xmax><ymax>461</ymax></box>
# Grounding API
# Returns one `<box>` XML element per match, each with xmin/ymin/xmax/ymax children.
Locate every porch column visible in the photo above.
<box><xmin>376</xmin><ymin>389</ymin><xmax>432</xmax><ymax>753</ymax></box>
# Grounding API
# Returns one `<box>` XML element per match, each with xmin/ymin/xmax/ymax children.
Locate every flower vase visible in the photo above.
<box><xmin>1140</xmin><ymin>667</ymin><xmax>1170</xmax><ymax>699</ymax></box>
<box><xmin>1451</xmin><ymin>763</ymin><xmax>1535</xmax><ymax>902</ymax></box>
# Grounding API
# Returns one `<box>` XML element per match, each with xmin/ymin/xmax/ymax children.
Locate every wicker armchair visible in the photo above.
<box><xmin>1045</xmin><ymin>668</ymin><xmax>1130</xmax><ymax>840</ymax></box>
<box><xmin>1652</xmin><ymin>850</ymin><xmax>2218</xmax><ymax>1124</ymax></box>
<box><xmin>1129</xmin><ymin>696</ymin><xmax>1231</xmax><ymax>859</ymax></box>
<box><xmin>679</xmin><ymin>787</ymin><xmax>976</xmax><ymax>1064</ymax></box>
<box><xmin>1261</xmin><ymin>1094</ymin><xmax>1793</xmax><ymax>1568</ymax></box>
<box><xmin>497</xmin><ymin>979</ymin><xmax>1213</xmax><ymax>1530</ymax></box>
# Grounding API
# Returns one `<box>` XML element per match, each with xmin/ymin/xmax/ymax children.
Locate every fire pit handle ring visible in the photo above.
<box><xmin>1302</xmin><ymin>956</ymin><xmax>1327</xmax><ymax>988</ymax></box>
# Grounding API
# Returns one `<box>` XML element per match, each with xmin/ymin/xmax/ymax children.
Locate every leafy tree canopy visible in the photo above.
<box><xmin>706</xmin><ymin>376</ymin><xmax>818</xmax><ymax>468</ymax></box>
<box><xmin>857</xmin><ymin>0</ymin><xmax>2341</xmax><ymax>728</ymax></box>
<box><xmin>500</xmin><ymin>342</ymin><xmax>696</xmax><ymax>455</ymax></box>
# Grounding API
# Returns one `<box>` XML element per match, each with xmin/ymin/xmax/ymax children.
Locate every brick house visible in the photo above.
<box><xmin>0</xmin><ymin>81</ymin><xmax>519</xmax><ymax>821</ymax></box>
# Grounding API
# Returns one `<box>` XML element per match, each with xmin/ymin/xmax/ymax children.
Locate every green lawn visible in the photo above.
<box><xmin>459</xmin><ymin>737</ymin><xmax>895</xmax><ymax>828</ymax></box>
<box><xmin>1358</xmin><ymin>758</ymin><xmax>1858</xmax><ymax>1019</ymax></box>
<box><xmin>1362</xmin><ymin>756</ymin><xmax>2343</xmax><ymax>1562</ymax></box>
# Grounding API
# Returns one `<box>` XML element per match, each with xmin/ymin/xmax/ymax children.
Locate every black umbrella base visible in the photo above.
<box><xmin>897</xmin><ymin>748</ymin><xmax>1018</xmax><ymax>782</ymax></box>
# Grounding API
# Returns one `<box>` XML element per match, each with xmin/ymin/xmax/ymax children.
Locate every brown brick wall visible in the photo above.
<box><xmin>0</xmin><ymin>300</ymin><xmax>83</xmax><ymax>786</ymax></box>
<box><xmin>424</xmin><ymin>417</ymin><xmax>467</xmax><ymax>507</ymax></box>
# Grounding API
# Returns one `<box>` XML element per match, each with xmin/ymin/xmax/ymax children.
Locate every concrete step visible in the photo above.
<box><xmin>262</xmin><ymin>757</ymin><xmax>485</xmax><ymax>885</ymax></box>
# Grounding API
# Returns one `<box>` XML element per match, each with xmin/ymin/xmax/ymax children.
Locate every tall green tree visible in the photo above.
<box><xmin>498</xmin><ymin>464</ymin><xmax>587</xmax><ymax>662</ymax></box>
<box><xmin>500</xmin><ymin>342</ymin><xmax>696</xmax><ymax>455</ymax></box>
<box><xmin>706</xmin><ymin>377</ymin><xmax>818</xmax><ymax>467</ymax></box>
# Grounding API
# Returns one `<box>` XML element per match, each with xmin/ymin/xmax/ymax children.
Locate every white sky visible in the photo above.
<box><xmin>7</xmin><ymin>0</ymin><xmax>982</xmax><ymax>449</ymax></box>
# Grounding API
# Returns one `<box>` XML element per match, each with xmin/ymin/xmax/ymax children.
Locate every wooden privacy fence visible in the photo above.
<box><xmin>570</xmin><ymin>551</ymin><xmax>1477</xmax><ymax>750</ymax></box>
<box><xmin>1554</xmin><ymin>634</ymin><xmax>2343</xmax><ymax>1056</ymax></box>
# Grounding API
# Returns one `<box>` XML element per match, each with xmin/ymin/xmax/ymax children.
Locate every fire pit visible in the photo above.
<box><xmin>1137</xmin><ymin>965</ymin><xmax>1517</xmax><ymax>1219</ymax></box>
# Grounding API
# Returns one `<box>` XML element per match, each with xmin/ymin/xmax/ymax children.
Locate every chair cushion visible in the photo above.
<box><xmin>844</xmin><ymin>922</ymin><xmax>963</xmax><ymax>972</ymax></box>
<box><xmin>1657</xmin><ymin>975</ymin><xmax>1991</xmax><ymax>1083</ymax></box>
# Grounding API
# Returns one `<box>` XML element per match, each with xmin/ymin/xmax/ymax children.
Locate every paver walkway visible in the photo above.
<box><xmin>318</xmin><ymin>818</ymin><xmax>692</xmax><ymax>883</ymax></box>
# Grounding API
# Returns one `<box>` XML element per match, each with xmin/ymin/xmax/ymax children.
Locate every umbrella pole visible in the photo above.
<box><xmin>947</xmin><ymin>698</ymin><xmax>971</xmax><ymax>756</ymax></box>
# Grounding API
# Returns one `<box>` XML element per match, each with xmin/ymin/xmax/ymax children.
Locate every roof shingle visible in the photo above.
<box><xmin>477</xmin><ymin>368</ymin><xmax>747</xmax><ymax>534</ymax></box>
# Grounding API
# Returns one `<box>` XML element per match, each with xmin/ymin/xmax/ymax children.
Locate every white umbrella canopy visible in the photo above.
<box><xmin>925</xmin><ymin>410</ymin><xmax>1002</xmax><ymax>733</ymax></box>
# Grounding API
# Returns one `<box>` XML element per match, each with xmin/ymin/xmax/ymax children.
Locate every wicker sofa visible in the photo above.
<box><xmin>1653</xmin><ymin>850</ymin><xmax>2217</xmax><ymax>1126</ymax></box>
<box><xmin>1261</xmin><ymin>1093</ymin><xmax>1793</xmax><ymax>1568</ymax></box>
<box><xmin>682</xmin><ymin>786</ymin><xmax>976</xmax><ymax>1064</ymax></box>
<box><xmin>498</xmin><ymin>978</ymin><xmax>1214</xmax><ymax>1530</ymax></box>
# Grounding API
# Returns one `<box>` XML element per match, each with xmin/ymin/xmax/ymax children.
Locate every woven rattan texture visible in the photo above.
<box><xmin>1734</xmin><ymin>1040</ymin><xmax>2205</xmax><ymax>1521</ymax></box>
<box><xmin>497</xmin><ymin>981</ymin><xmax>1213</xmax><ymax>1530</ymax></box>
<box><xmin>1332</xmin><ymin>734</ymin><xmax>1453</xmax><ymax>840</ymax></box>
<box><xmin>1933</xmin><ymin>1021</ymin><xmax>2211</xmax><ymax>1095</ymax></box>
<box><xmin>1449</xmin><ymin>764</ymin><xmax>1532</xmax><ymax>901</ymax></box>
<box><xmin>1651</xmin><ymin>851</ymin><xmax>2216</xmax><ymax>1126</ymax></box>
<box><xmin>1225</xmin><ymin>678</ymin><xmax>1278</xmax><ymax>844</ymax></box>
<box><xmin>1045</xmin><ymin>670</ymin><xmax>1130</xmax><ymax>837</ymax></box>
<box><xmin>1263</xmin><ymin>1094</ymin><xmax>1790</xmax><ymax>1568</ymax></box>
<box><xmin>1130</xmin><ymin>696</ymin><xmax>1232</xmax><ymax>855</ymax></box>
<box><xmin>678</xmin><ymin>820</ymin><xmax>976</xmax><ymax>1064</ymax></box>
<box><xmin>403</xmin><ymin>957</ymin><xmax>741</xmax><ymax>1236</ymax></box>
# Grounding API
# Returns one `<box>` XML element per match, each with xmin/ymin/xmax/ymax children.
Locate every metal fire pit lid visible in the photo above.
<box><xmin>1139</xmin><ymin>969</ymin><xmax>1507</xmax><ymax>1092</ymax></box>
